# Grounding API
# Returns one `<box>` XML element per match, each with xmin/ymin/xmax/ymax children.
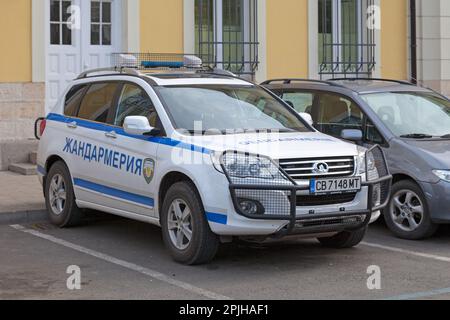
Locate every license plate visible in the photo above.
<box><xmin>310</xmin><ymin>177</ymin><xmax>361</xmax><ymax>195</ymax></box>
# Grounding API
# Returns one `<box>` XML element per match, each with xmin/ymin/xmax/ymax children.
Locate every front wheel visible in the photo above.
<box><xmin>318</xmin><ymin>227</ymin><xmax>367</xmax><ymax>248</ymax></box>
<box><xmin>383</xmin><ymin>180</ymin><xmax>437</xmax><ymax>240</ymax></box>
<box><xmin>160</xmin><ymin>181</ymin><xmax>219</xmax><ymax>265</ymax></box>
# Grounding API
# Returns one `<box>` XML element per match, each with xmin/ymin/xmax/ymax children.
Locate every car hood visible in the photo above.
<box><xmin>176</xmin><ymin>131</ymin><xmax>359</xmax><ymax>160</ymax></box>
<box><xmin>403</xmin><ymin>139</ymin><xmax>450</xmax><ymax>168</ymax></box>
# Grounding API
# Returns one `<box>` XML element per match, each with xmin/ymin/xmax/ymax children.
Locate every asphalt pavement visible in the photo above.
<box><xmin>2</xmin><ymin>212</ymin><xmax>450</xmax><ymax>300</ymax></box>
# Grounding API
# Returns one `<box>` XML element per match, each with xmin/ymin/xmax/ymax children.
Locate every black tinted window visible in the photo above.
<box><xmin>313</xmin><ymin>92</ymin><xmax>363</xmax><ymax>137</ymax></box>
<box><xmin>64</xmin><ymin>85</ymin><xmax>87</xmax><ymax>117</ymax></box>
<box><xmin>114</xmin><ymin>84</ymin><xmax>157</xmax><ymax>127</ymax></box>
<box><xmin>365</xmin><ymin>120</ymin><xmax>384</xmax><ymax>144</ymax></box>
<box><xmin>280</xmin><ymin>91</ymin><xmax>315</xmax><ymax>113</ymax></box>
<box><xmin>78</xmin><ymin>83</ymin><xmax>118</xmax><ymax>122</ymax></box>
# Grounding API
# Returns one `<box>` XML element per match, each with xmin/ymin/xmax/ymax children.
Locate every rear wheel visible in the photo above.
<box><xmin>318</xmin><ymin>227</ymin><xmax>367</xmax><ymax>248</ymax></box>
<box><xmin>45</xmin><ymin>161</ymin><xmax>83</xmax><ymax>227</ymax></box>
<box><xmin>160</xmin><ymin>181</ymin><xmax>219</xmax><ymax>265</ymax></box>
<box><xmin>383</xmin><ymin>180</ymin><xmax>437</xmax><ymax>240</ymax></box>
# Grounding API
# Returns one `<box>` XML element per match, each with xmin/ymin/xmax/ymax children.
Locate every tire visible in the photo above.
<box><xmin>383</xmin><ymin>180</ymin><xmax>437</xmax><ymax>240</ymax></box>
<box><xmin>160</xmin><ymin>181</ymin><xmax>219</xmax><ymax>265</ymax></box>
<box><xmin>318</xmin><ymin>227</ymin><xmax>367</xmax><ymax>248</ymax></box>
<box><xmin>45</xmin><ymin>161</ymin><xmax>83</xmax><ymax>227</ymax></box>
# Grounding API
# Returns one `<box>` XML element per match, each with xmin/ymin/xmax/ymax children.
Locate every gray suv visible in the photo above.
<box><xmin>262</xmin><ymin>78</ymin><xmax>450</xmax><ymax>240</ymax></box>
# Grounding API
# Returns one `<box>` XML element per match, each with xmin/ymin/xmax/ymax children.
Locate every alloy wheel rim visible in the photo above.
<box><xmin>49</xmin><ymin>174</ymin><xmax>67</xmax><ymax>215</ymax></box>
<box><xmin>390</xmin><ymin>189</ymin><xmax>424</xmax><ymax>232</ymax></box>
<box><xmin>167</xmin><ymin>199</ymin><xmax>193</xmax><ymax>250</ymax></box>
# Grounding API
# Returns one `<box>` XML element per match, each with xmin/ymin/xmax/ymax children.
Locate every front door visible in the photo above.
<box><xmin>46</xmin><ymin>0</ymin><xmax>122</xmax><ymax>112</ymax></box>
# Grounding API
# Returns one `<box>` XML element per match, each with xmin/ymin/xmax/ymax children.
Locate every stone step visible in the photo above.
<box><xmin>29</xmin><ymin>151</ymin><xmax>38</xmax><ymax>165</ymax></box>
<box><xmin>9</xmin><ymin>163</ymin><xmax>37</xmax><ymax>176</ymax></box>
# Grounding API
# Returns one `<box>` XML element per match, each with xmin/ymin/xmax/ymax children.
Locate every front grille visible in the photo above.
<box><xmin>278</xmin><ymin>156</ymin><xmax>355</xmax><ymax>180</ymax></box>
<box><xmin>294</xmin><ymin>193</ymin><xmax>357</xmax><ymax>207</ymax></box>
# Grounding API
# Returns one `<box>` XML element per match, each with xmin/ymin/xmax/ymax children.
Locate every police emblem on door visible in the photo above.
<box><xmin>143</xmin><ymin>159</ymin><xmax>155</xmax><ymax>184</ymax></box>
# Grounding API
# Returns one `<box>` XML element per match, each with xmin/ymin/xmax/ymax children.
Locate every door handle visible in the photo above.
<box><xmin>67</xmin><ymin>121</ymin><xmax>77</xmax><ymax>129</ymax></box>
<box><xmin>105</xmin><ymin>131</ymin><xmax>117</xmax><ymax>139</ymax></box>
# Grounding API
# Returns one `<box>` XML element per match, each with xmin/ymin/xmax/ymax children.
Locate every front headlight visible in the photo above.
<box><xmin>432</xmin><ymin>170</ymin><xmax>450</xmax><ymax>182</ymax></box>
<box><xmin>356</xmin><ymin>146</ymin><xmax>368</xmax><ymax>175</ymax></box>
<box><xmin>356</xmin><ymin>146</ymin><xmax>378</xmax><ymax>180</ymax></box>
<box><xmin>212</xmin><ymin>151</ymin><xmax>290</xmax><ymax>182</ymax></box>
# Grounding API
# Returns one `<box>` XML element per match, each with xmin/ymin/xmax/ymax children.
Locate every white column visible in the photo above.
<box><xmin>254</xmin><ymin>0</ymin><xmax>266</xmax><ymax>83</ymax></box>
<box><xmin>308</xmin><ymin>0</ymin><xmax>319</xmax><ymax>79</ymax></box>
<box><xmin>123</xmin><ymin>0</ymin><xmax>140</xmax><ymax>52</ymax></box>
<box><xmin>32</xmin><ymin>0</ymin><xmax>46</xmax><ymax>83</ymax></box>
<box><xmin>183</xmin><ymin>0</ymin><xmax>195</xmax><ymax>54</ymax></box>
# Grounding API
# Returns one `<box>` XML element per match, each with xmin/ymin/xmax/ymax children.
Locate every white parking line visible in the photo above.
<box><xmin>384</xmin><ymin>287</ymin><xmax>450</xmax><ymax>300</ymax></box>
<box><xmin>10</xmin><ymin>224</ymin><xmax>231</xmax><ymax>300</ymax></box>
<box><xmin>361</xmin><ymin>241</ymin><xmax>450</xmax><ymax>263</ymax></box>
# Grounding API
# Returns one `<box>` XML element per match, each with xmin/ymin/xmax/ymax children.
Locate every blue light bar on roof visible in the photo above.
<box><xmin>141</xmin><ymin>61</ymin><xmax>185</xmax><ymax>68</ymax></box>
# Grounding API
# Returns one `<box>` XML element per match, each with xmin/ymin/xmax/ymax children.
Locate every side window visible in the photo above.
<box><xmin>64</xmin><ymin>84</ymin><xmax>87</xmax><ymax>117</ymax></box>
<box><xmin>114</xmin><ymin>84</ymin><xmax>158</xmax><ymax>127</ymax></box>
<box><xmin>78</xmin><ymin>82</ymin><xmax>119</xmax><ymax>123</ymax></box>
<box><xmin>314</xmin><ymin>92</ymin><xmax>363</xmax><ymax>137</ymax></box>
<box><xmin>281</xmin><ymin>92</ymin><xmax>315</xmax><ymax>114</ymax></box>
<box><xmin>365</xmin><ymin>120</ymin><xmax>384</xmax><ymax>144</ymax></box>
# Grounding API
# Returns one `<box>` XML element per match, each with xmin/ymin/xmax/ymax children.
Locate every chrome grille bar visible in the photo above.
<box><xmin>279</xmin><ymin>156</ymin><xmax>355</xmax><ymax>179</ymax></box>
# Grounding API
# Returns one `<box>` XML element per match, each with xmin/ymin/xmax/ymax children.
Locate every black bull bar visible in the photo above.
<box><xmin>221</xmin><ymin>145</ymin><xmax>392</xmax><ymax>237</ymax></box>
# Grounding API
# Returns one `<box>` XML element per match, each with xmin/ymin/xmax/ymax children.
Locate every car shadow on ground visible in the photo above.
<box><xmin>69</xmin><ymin>210</ymin><xmax>375</xmax><ymax>271</ymax></box>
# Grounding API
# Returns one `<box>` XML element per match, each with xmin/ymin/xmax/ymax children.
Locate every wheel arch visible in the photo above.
<box><xmin>158</xmin><ymin>171</ymin><xmax>204</xmax><ymax>220</ymax></box>
<box><xmin>392</xmin><ymin>173</ymin><xmax>420</xmax><ymax>185</ymax></box>
<box><xmin>43</xmin><ymin>155</ymin><xmax>68</xmax><ymax>195</ymax></box>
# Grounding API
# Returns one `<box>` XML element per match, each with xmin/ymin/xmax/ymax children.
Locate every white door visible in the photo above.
<box><xmin>81</xmin><ymin>0</ymin><xmax>122</xmax><ymax>71</ymax></box>
<box><xmin>46</xmin><ymin>0</ymin><xmax>122</xmax><ymax>112</ymax></box>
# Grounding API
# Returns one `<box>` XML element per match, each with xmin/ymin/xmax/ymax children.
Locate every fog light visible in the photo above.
<box><xmin>237</xmin><ymin>198</ymin><xmax>265</xmax><ymax>215</ymax></box>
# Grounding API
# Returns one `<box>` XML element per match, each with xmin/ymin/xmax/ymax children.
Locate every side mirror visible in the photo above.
<box><xmin>298</xmin><ymin>112</ymin><xmax>314</xmax><ymax>126</ymax></box>
<box><xmin>341</xmin><ymin>129</ymin><xmax>363</xmax><ymax>142</ymax></box>
<box><xmin>123</xmin><ymin>116</ymin><xmax>155</xmax><ymax>136</ymax></box>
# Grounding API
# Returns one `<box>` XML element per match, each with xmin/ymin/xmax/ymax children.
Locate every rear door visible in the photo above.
<box><xmin>65</xmin><ymin>81</ymin><xmax>122</xmax><ymax>206</ymax></box>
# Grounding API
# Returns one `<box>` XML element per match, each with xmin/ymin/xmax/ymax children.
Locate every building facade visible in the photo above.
<box><xmin>0</xmin><ymin>0</ymin><xmax>448</xmax><ymax>169</ymax></box>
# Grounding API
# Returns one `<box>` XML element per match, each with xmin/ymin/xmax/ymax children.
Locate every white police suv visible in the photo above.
<box><xmin>35</xmin><ymin>62</ymin><xmax>391</xmax><ymax>264</ymax></box>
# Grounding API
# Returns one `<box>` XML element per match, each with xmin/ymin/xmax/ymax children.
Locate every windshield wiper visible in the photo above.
<box><xmin>400</xmin><ymin>133</ymin><xmax>433</xmax><ymax>139</ymax></box>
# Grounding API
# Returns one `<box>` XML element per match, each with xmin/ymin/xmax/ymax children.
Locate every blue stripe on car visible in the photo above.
<box><xmin>205</xmin><ymin>212</ymin><xmax>228</xmax><ymax>225</ymax></box>
<box><xmin>46</xmin><ymin>113</ymin><xmax>212</xmax><ymax>155</ymax></box>
<box><xmin>73</xmin><ymin>178</ymin><xmax>155</xmax><ymax>207</ymax></box>
<box><xmin>37</xmin><ymin>165</ymin><xmax>46</xmax><ymax>175</ymax></box>
<box><xmin>73</xmin><ymin>177</ymin><xmax>228</xmax><ymax>225</ymax></box>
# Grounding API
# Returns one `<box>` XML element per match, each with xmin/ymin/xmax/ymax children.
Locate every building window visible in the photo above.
<box><xmin>91</xmin><ymin>0</ymin><xmax>112</xmax><ymax>45</ymax></box>
<box><xmin>195</xmin><ymin>0</ymin><xmax>259</xmax><ymax>79</ymax></box>
<box><xmin>318</xmin><ymin>0</ymin><xmax>375</xmax><ymax>78</ymax></box>
<box><xmin>50</xmin><ymin>0</ymin><xmax>73</xmax><ymax>45</ymax></box>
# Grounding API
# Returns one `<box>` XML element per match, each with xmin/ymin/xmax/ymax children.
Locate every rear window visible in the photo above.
<box><xmin>78</xmin><ymin>82</ymin><xmax>119</xmax><ymax>122</ymax></box>
<box><xmin>64</xmin><ymin>85</ymin><xmax>87</xmax><ymax>117</ymax></box>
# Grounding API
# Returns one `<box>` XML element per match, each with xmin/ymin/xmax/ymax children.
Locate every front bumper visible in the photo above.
<box><xmin>222</xmin><ymin>146</ymin><xmax>392</xmax><ymax>237</ymax></box>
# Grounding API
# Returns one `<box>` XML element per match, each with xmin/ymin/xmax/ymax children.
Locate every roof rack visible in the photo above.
<box><xmin>328</xmin><ymin>78</ymin><xmax>415</xmax><ymax>86</ymax></box>
<box><xmin>260</xmin><ymin>78</ymin><xmax>345</xmax><ymax>88</ymax></box>
<box><xmin>77</xmin><ymin>67</ymin><xmax>141</xmax><ymax>79</ymax></box>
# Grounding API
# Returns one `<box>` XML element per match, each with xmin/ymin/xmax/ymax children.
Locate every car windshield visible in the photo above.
<box><xmin>155</xmin><ymin>85</ymin><xmax>310</xmax><ymax>134</ymax></box>
<box><xmin>361</xmin><ymin>92</ymin><xmax>450</xmax><ymax>138</ymax></box>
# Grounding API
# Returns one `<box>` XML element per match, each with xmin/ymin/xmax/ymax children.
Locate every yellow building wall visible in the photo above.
<box><xmin>380</xmin><ymin>0</ymin><xmax>408</xmax><ymax>79</ymax></box>
<box><xmin>266</xmin><ymin>0</ymin><xmax>309</xmax><ymax>78</ymax></box>
<box><xmin>0</xmin><ymin>0</ymin><xmax>32</xmax><ymax>82</ymax></box>
<box><xmin>140</xmin><ymin>0</ymin><xmax>184</xmax><ymax>53</ymax></box>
